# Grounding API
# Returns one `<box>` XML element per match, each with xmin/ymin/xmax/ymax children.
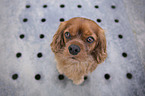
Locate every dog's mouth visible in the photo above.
<box><xmin>72</xmin><ymin>57</ymin><xmax>75</xmax><ymax>59</ymax></box>
<box><xmin>70</xmin><ymin>56</ymin><xmax>77</xmax><ymax>60</ymax></box>
<box><xmin>71</xmin><ymin>57</ymin><xmax>80</xmax><ymax>62</ymax></box>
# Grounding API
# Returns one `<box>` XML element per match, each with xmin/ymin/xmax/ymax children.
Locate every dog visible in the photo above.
<box><xmin>51</xmin><ymin>17</ymin><xmax>107</xmax><ymax>85</ymax></box>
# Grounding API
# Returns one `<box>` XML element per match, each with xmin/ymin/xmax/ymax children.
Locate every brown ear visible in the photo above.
<box><xmin>92</xmin><ymin>29</ymin><xmax>107</xmax><ymax>64</ymax></box>
<box><xmin>50</xmin><ymin>22</ymin><xmax>66</xmax><ymax>53</ymax></box>
<box><xmin>90</xmin><ymin>29</ymin><xmax>107</xmax><ymax>72</ymax></box>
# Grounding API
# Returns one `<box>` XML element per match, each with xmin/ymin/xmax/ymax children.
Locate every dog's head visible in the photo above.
<box><xmin>51</xmin><ymin>17</ymin><xmax>107</xmax><ymax>64</ymax></box>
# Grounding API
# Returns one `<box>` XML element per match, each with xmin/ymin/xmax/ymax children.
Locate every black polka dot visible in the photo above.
<box><xmin>84</xmin><ymin>76</ymin><xmax>88</xmax><ymax>80</ymax></box>
<box><xmin>97</xmin><ymin>19</ymin><xmax>101</xmax><ymax>23</ymax></box>
<box><xmin>40</xmin><ymin>34</ymin><xmax>45</xmax><ymax>39</ymax></box>
<box><xmin>126</xmin><ymin>73</ymin><xmax>132</xmax><ymax>79</ymax></box>
<box><xmin>16</xmin><ymin>53</ymin><xmax>22</xmax><ymax>58</ymax></box>
<box><xmin>77</xmin><ymin>5</ymin><xmax>82</xmax><ymax>8</ymax></box>
<box><xmin>60</xmin><ymin>18</ymin><xmax>65</xmax><ymax>22</ymax></box>
<box><xmin>111</xmin><ymin>5</ymin><xmax>116</xmax><ymax>9</ymax></box>
<box><xmin>115</xmin><ymin>19</ymin><xmax>119</xmax><ymax>23</ymax></box>
<box><xmin>118</xmin><ymin>34</ymin><xmax>123</xmax><ymax>39</ymax></box>
<box><xmin>43</xmin><ymin>5</ymin><xmax>47</xmax><ymax>8</ymax></box>
<box><xmin>122</xmin><ymin>52</ymin><xmax>127</xmax><ymax>57</ymax></box>
<box><xmin>37</xmin><ymin>53</ymin><xmax>43</xmax><ymax>58</ymax></box>
<box><xmin>20</xmin><ymin>34</ymin><xmax>25</xmax><ymax>39</ymax></box>
<box><xmin>41</xmin><ymin>18</ymin><xmax>46</xmax><ymax>22</ymax></box>
<box><xmin>95</xmin><ymin>5</ymin><xmax>99</xmax><ymax>8</ymax></box>
<box><xmin>26</xmin><ymin>5</ymin><xmax>30</xmax><ymax>8</ymax></box>
<box><xmin>60</xmin><ymin>4</ymin><xmax>65</xmax><ymax>8</ymax></box>
<box><xmin>12</xmin><ymin>74</ymin><xmax>18</xmax><ymax>80</ymax></box>
<box><xmin>23</xmin><ymin>18</ymin><xmax>28</xmax><ymax>22</ymax></box>
<box><xmin>58</xmin><ymin>74</ymin><xmax>64</xmax><ymax>80</ymax></box>
<box><xmin>104</xmin><ymin>74</ymin><xmax>110</xmax><ymax>80</ymax></box>
<box><xmin>35</xmin><ymin>74</ymin><xmax>41</xmax><ymax>80</ymax></box>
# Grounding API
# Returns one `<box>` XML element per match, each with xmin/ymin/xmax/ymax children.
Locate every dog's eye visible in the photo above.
<box><xmin>86</xmin><ymin>36</ymin><xmax>94</xmax><ymax>43</ymax></box>
<box><xmin>65</xmin><ymin>32</ymin><xmax>71</xmax><ymax>39</ymax></box>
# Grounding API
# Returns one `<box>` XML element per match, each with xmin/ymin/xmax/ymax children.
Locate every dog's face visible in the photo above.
<box><xmin>51</xmin><ymin>17</ymin><xmax>107</xmax><ymax>65</ymax></box>
<box><xmin>51</xmin><ymin>17</ymin><xmax>107</xmax><ymax>84</ymax></box>
<box><xmin>62</xmin><ymin>20</ymin><xmax>98</xmax><ymax>62</ymax></box>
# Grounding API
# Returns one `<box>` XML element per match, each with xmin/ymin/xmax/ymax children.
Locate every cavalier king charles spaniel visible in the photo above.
<box><xmin>51</xmin><ymin>17</ymin><xmax>107</xmax><ymax>85</ymax></box>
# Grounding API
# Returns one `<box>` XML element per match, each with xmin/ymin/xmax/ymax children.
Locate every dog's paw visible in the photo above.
<box><xmin>73</xmin><ymin>79</ymin><xmax>84</xmax><ymax>85</ymax></box>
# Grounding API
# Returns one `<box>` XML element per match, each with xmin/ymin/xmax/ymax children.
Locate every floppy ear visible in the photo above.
<box><xmin>50</xmin><ymin>22</ymin><xmax>66</xmax><ymax>53</ymax></box>
<box><xmin>92</xmin><ymin>29</ymin><xmax>107</xmax><ymax>64</ymax></box>
<box><xmin>90</xmin><ymin>29</ymin><xmax>107</xmax><ymax>72</ymax></box>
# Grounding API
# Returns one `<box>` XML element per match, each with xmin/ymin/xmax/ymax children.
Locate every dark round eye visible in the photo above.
<box><xmin>87</xmin><ymin>36</ymin><xmax>94</xmax><ymax>43</ymax></box>
<box><xmin>65</xmin><ymin>32</ymin><xmax>71</xmax><ymax>39</ymax></box>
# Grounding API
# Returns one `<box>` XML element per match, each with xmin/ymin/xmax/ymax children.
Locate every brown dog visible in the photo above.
<box><xmin>51</xmin><ymin>17</ymin><xmax>107</xmax><ymax>85</ymax></box>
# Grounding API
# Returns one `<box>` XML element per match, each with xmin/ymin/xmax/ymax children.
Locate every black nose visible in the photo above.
<box><xmin>68</xmin><ymin>44</ymin><xmax>81</xmax><ymax>55</ymax></box>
